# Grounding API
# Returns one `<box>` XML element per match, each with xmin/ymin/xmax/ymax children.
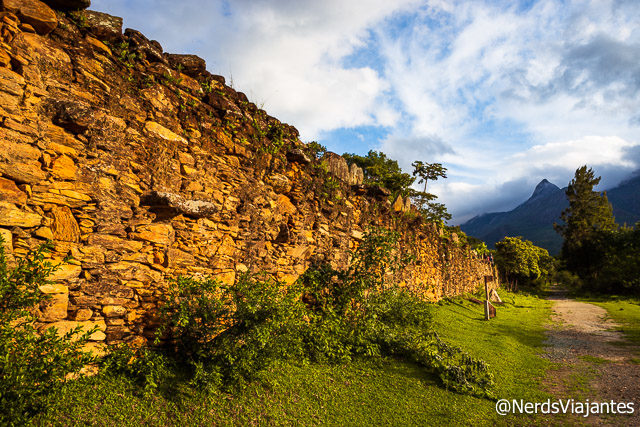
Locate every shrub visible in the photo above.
<box><xmin>100</xmin><ymin>344</ymin><xmax>171</xmax><ymax>394</ymax></box>
<box><xmin>0</xmin><ymin>238</ymin><xmax>95</xmax><ymax>425</ymax></box>
<box><xmin>156</xmin><ymin>228</ymin><xmax>494</xmax><ymax>397</ymax></box>
<box><xmin>157</xmin><ymin>273</ymin><xmax>306</xmax><ymax>388</ymax></box>
<box><xmin>295</xmin><ymin>228</ymin><xmax>494</xmax><ymax>397</ymax></box>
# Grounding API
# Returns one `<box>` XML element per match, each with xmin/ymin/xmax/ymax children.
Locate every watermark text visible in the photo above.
<box><xmin>496</xmin><ymin>399</ymin><xmax>634</xmax><ymax>417</ymax></box>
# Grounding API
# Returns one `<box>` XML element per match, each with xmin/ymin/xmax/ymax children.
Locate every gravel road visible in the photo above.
<box><xmin>544</xmin><ymin>286</ymin><xmax>640</xmax><ymax>425</ymax></box>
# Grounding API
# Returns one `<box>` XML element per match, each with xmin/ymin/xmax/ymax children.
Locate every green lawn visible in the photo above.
<box><xmin>34</xmin><ymin>292</ymin><xmax>553</xmax><ymax>426</ymax></box>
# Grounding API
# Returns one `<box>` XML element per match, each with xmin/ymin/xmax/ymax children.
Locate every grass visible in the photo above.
<box><xmin>32</xmin><ymin>291</ymin><xmax>553</xmax><ymax>426</ymax></box>
<box><xmin>577</xmin><ymin>355</ymin><xmax>610</xmax><ymax>365</ymax></box>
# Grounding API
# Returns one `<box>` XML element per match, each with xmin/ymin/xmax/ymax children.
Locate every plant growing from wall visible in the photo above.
<box><xmin>409</xmin><ymin>161</ymin><xmax>451</xmax><ymax>225</ymax></box>
<box><xmin>410</xmin><ymin>191</ymin><xmax>452</xmax><ymax>225</ymax></box>
<box><xmin>305</xmin><ymin>141</ymin><xmax>327</xmax><ymax>159</ymax></box>
<box><xmin>320</xmin><ymin>175</ymin><xmax>342</xmax><ymax>202</ymax></box>
<box><xmin>114</xmin><ymin>41</ymin><xmax>137</xmax><ymax>69</ymax></box>
<box><xmin>0</xmin><ymin>238</ymin><xmax>96</xmax><ymax>425</ymax></box>
<box><xmin>69</xmin><ymin>11</ymin><xmax>89</xmax><ymax>29</ymax></box>
<box><xmin>412</xmin><ymin>161</ymin><xmax>447</xmax><ymax>194</ymax></box>
<box><xmin>343</xmin><ymin>151</ymin><xmax>415</xmax><ymax>196</ymax></box>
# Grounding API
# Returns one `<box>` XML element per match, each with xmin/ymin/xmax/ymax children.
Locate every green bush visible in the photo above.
<box><xmin>572</xmin><ymin>225</ymin><xmax>640</xmax><ymax>294</ymax></box>
<box><xmin>157</xmin><ymin>273</ymin><xmax>306</xmax><ymax>388</ymax></box>
<box><xmin>303</xmin><ymin>267</ymin><xmax>493</xmax><ymax>396</ymax></box>
<box><xmin>0</xmin><ymin>238</ymin><xmax>95</xmax><ymax>425</ymax></box>
<box><xmin>156</xmin><ymin>228</ymin><xmax>494</xmax><ymax>397</ymax></box>
<box><xmin>554</xmin><ymin>269</ymin><xmax>583</xmax><ymax>291</ymax></box>
<box><xmin>100</xmin><ymin>344</ymin><xmax>172</xmax><ymax>394</ymax></box>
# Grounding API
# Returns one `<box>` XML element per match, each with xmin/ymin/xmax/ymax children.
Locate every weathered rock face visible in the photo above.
<box><xmin>82</xmin><ymin>10</ymin><xmax>122</xmax><ymax>42</ymax></box>
<box><xmin>2</xmin><ymin>0</ymin><xmax>57</xmax><ymax>35</ymax></box>
<box><xmin>0</xmin><ymin>6</ymin><xmax>496</xmax><ymax>346</ymax></box>
<box><xmin>166</xmin><ymin>54</ymin><xmax>206</xmax><ymax>78</ymax></box>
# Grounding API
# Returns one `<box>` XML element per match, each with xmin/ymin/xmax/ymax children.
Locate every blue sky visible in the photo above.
<box><xmin>92</xmin><ymin>0</ymin><xmax>640</xmax><ymax>223</ymax></box>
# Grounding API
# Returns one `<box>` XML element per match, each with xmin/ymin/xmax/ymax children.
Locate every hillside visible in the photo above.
<box><xmin>608</xmin><ymin>173</ymin><xmax>640</xmax><ymax>227</ymax></box>
<box><xmin>461</xmin><ymin>179</ymin><xmax>567</xmax><ymax>254</ymax></box>
<box><xmin>460</xmin><ymin>175</ymin><xmax>640</xmax><ymax>254</ymax></box>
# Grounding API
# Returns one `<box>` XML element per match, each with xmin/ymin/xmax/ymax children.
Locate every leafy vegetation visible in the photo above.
<box><xmin>149</xmin><ymin>228</ymin><xmax>493</xmax><ymax>397</ymax></box>
<box><xmin>494</xmin><ymin>236</ymin><xmax>556</xmax><ymax>291</ymax></box>
<box><xmin>411</xmin><ymin>161</ymin><xmax>447</xmax><ymax>193</ymax></box>
<box><xmin>343</xmin><ymin>150</ymin><xmax>415</xmax><ymax>196</ymax></box>
<box><xmin>555</xmin><ymin>166</ymin><xmax>617</xmax><ymax>275</ymax></box>
<box><xmin>342</xmin><ymin>151</ymin><xmax>452</xmax><ymax>224</ymax></box>
<box><xmin>33</xmin><ymin>292</ymin><xmax>553</xmax><ymax>426</ymax></box>
<box><xmin>0</xmin><ymin>239</ymin><xmax>96</xmax><ymax>425</ymax></box>
<box><xmin>68</xmin><ymin>11</ymin><xmax>89</xmax><ymax>29</ymax></box>
<box><xmin>156</xmin><ymin>272</ymin><xmax>306</xmax><ymax>389</ymax></box>
<box><xmin>112</xmin><ymin>41</ymin><xmax>137</xmax><ymax>69</ymax></box>
<box><xmin>554</xmin><ymin>165</ymin><xmax>640</xmax><ymax>294</ymax></box>
<box><xmin>409</xmin><ymin>161</ymin><xmax>452</xmax><ymax>223</ymax></box>
<box><xmin>576</xmin><ymin>226</ymin><xmax>640</xmax><ymax>293</ymax></box>
<box><xmin>305</xmin><ymin>141</ymin><xmax>327</xmax><ymax>159</ymax></box>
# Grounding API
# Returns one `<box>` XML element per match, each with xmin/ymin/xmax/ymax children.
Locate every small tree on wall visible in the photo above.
<box><xmin>411</xmin><ymin>161</ymin><xmax>447</xmax><ymax>193</ymax></box>
<box><xmin>410</xmin><ymin>161</ymin><xmax>451</xmax><ymax>224</ymax></box>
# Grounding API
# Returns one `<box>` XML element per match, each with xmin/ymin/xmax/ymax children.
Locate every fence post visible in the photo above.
<box><xmin>484</xmin><ymin>275</ymin><xmax>494</xmax><ymax>321</ymax></box>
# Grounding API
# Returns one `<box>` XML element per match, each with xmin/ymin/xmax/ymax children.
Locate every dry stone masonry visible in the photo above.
<box><xmin>0</xmin><ymin>0</ymin><xmax>496</xmax><ymax>350</ymax></box>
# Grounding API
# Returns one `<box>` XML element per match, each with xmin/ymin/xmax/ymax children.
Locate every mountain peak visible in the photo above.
<box><xmin>530</xmin><ymin>179</ymin><xmax>560</xmax><ymax>200</ymax></box>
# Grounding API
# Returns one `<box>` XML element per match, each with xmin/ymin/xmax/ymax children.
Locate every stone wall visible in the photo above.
<box><xmin>0</xmin><ymin>1</ymin><xmax>496</xmax><ymax>349</ymax></box>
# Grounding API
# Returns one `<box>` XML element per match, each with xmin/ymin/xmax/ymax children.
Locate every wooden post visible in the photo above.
<box><xmin>484</xmin><ymin>276</ymin><xmax>490</xmax><ymax>320</ymax></box>
<box><xmin>484</xmin><ymin>275</ymin><xmax>494</xmax><ymax>321</ymax></box>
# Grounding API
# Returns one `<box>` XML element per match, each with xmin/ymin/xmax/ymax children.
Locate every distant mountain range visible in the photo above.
<box><xmin>460</xmin><ymin>173</ymin><xmax>640</xmax><ymax>255</ymax></box>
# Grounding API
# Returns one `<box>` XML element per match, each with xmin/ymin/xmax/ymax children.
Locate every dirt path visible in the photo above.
<box><xmin>544</xmin><ymin>286</ymin><xmax>640</xmax><ymax>425</ymax></box>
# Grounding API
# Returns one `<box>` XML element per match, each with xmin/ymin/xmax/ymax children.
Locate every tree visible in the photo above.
<box><xmin>568</xmin><ymin>223</ymin><xmax>640</xmax><ymax>294</ymax></box>
<box><xmin>409</xmin><ymin>162</ymin><xmax>449</xmax><ymax>224</ymax></box>
<box><xmin>494</xmin><ymin>236</ymin><xmax>555</xmax><ymax>290</ymax></box>
<box><xmin>410</xmin><ymin>191</ymin><xmax>452</xmax><ymax>224</ymax></box>
<box><xmin>343</xmin><ymin>151</ymin><xmax>452</xmax><ymax>224</ymax></box>
<box><xmin>342</xmin><ymin>151</ymin><xmax>415</xmax><ymax>195</ymax></box>
<box><xmin>554</xmin><ymin>166</ymin><xmax>617</xmax><ymax>277</ymax></box>
<box><xmin>411</xmin><ymin>161</ymin><xmax>447</xmax><ymax>193</ymax></box>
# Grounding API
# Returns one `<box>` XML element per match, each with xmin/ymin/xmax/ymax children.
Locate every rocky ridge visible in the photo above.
<box><xmin>0</xmin><ymin>0</ymin><xmax>495</xmax><ymax>349</ymax></box>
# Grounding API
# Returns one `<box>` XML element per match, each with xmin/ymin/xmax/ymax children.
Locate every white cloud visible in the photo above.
<box><xmin>372</xmin><ymin>0</ymin><xmax>640</xmax><ymax>221</ymax></box>
<box><xmin>511</xmin><ymin>136</ymin><xmax>636</xmax><ymax>170</ymax></box>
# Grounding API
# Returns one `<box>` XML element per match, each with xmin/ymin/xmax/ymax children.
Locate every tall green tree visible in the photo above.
<box><xmin>554</xmin><ymin>166</ymin><xmax>617</xmax><ymax>278</ymax></box>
